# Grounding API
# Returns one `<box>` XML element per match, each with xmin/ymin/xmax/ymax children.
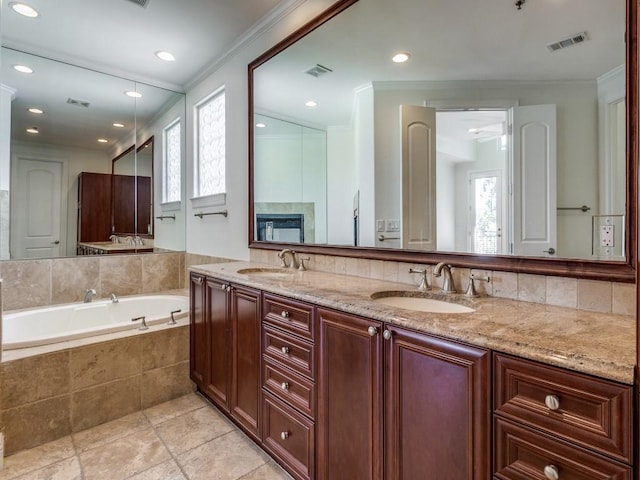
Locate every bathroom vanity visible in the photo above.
<box><xmin>189</xmin><ymin>262</ymin><xmax>635</xmax><ymax>480</ymax></box>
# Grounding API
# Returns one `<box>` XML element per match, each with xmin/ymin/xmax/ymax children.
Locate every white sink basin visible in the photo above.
<box><xmin>236</xmin><ymin>267</ymin><xmax>293</xmax><ymax>278</ymax></box>
<box><xmin>371</xmin><ymin>292</ymin><xmax>475</xmax><ymax>313</ymax></box>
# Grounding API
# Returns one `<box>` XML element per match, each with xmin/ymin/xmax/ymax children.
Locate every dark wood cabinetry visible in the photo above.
<box><xmin>385</xmin><ymin>325</ymin><xmax>490</xmax><ymax>480</ymax></box>
<box><xmin>189</xmin><ymin>273</ymin><xmax>261</xmax><ymax>440</ymax></box>
<box><xmin>493</xmin><ymin>353</ymin><xmax>633</xmax><ymax>479</ymax></box>
<box><xmin>77</xmin><ymin>172</ymin><xmax>112</xmax><ymax>243</ymax></box>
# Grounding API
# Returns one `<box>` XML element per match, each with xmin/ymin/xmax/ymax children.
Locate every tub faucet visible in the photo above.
<box><xmin>433</xmin><ymin>263</ymin><xmax>456</xmax><ymax>294</ymax></box>
<box><xmin>110</xmin><ymin>293</ymin><xmax>119</xmax><ymax>303</ymax></box>
<box><xmin>84</xmin><ymin>288</ymin><xmax>97</xmax><ymax>303</ymax></box>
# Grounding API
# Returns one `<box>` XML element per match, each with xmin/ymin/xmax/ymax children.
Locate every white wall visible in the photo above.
<box><xmin>353</xmin><ymin>85</ymin><xmax>376</xmax><ymax>247</ymax></box>
<box><xmin>10</xmin><ymin>141</ymin><xmax>111</xmax><ymax>256</ymax></box>
<box><xmin>435</xmin><ymin>155</ymin><xmax>455</xmax><ymax>251</ymax></box>
<box><xmin>184</xmin><ymin>0</ymin><xmax>341</xmax><ymax>260</ymax></box>
<box><xmin>326</xmin><ymin>125</ymin><xmax>355</xmax><ymax>244</ymax></box>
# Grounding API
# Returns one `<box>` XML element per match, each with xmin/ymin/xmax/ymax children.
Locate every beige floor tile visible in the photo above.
<box><xmin>79</xmin><ymin>426</ymin><xmax>170</xmax><ymax>480</ymax></box>
<box><xmin>239</xmin><ymin>462</ymin><xmax>293</xmax><ymax>480</ymax></box>
<box><xmin>127</xmin><ymin>459</ymin><xmax>187</xmax><ymax>480</ymax></box>
<box><xmin>155</xmin><ymin>405</ymin><xmax>235</xmax><ymax>456</ymax></box>
<box><xmin>12</xmin><ymin>456</ymin><xmax>82</xmax><ymax>480</ymax></box>
<box><xmin>177</xmin><ymin>431</ymin><xmax>269</xmax><ymax>480</ymax></box>
<box><xmin>0</xmin><ymin>436</ymin><xmax>75</xmax><ymax>480</ymax></box>
<box><xmin>72</xmin><ymin>411</ymin><xmax>149</xmax><ymax>452</ymax></box>
<box><xmin>143</xmin><ymin>393</ymin><xmax>207</xmax><ymax>426</ymax></box>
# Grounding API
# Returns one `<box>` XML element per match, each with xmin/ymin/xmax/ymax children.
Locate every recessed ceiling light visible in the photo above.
<box><xmin>26</xmin><ymin>127</ymin><xmax>39</xmax><ymax>134</ymax></box>
<box><xmin>468</xmin><ymin>128</ymin><xmax>479</xmax><ymax>133</ymax></box>
<box><xmin>125</xmin><ymin>91</ymin><xmax>142</xmax><ymax>98</ymax></box>
<box><xmin>392</xmin><ymin>52</ymin><xmax>411</xmax><ymax>63</ymax></box>
<box><xmin>305</xmin><ymin>100</ymin><xmax>318</xmax><ymax>108</ymax></box>
<box><xmin>97</xmin><ymin>138</ymin><xmax>108</xmax><ymax>143</ymax></box>
<box><xmin>10</xmin><ymin>2</ymin><xmax>38</xmax><ymax>18</ymax></box>
<box><xmin>155</xmin><ymin>51</ymin><xmax>175</xmax><ymax>62</ymax></box>
<box><xmin>28</xmin><ymin>108</ymin><xmax>44</xmax><ymax>114</ymax></box>
<box><xmin>256</xmin><ymin>123</ymin><xmax>266</xmax><ymax>128</ymax></box>
<box><xmin>113</xmin><ymin>122</ymin><xmax>125</xmax><ymax>128</ymax></box>
<box><xmin>13</xmin><ymin>64</ymin><xmax>33</xmax><ymax>74</ymax></box>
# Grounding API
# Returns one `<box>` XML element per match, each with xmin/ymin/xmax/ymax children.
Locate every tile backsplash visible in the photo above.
<box><xmin>250</xmin><ymin>248</ymin><xmax>636</xmax><ymax>316</ymax></box>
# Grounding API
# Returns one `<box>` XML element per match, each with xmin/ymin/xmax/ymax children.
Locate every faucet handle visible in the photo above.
<box><xmin>408</xmin><ymin>268</ymin><xmax>431</xmax><ymax>290</ymax></box>
<box><xmin>132</xmin><ymin>316</ymin><xmax>148</xmax><ymax>331</ymax></box>
<box><xmin>298</xmin><ymin>256</ymin><xmax>310</xmax><ymax>271</ymax></box>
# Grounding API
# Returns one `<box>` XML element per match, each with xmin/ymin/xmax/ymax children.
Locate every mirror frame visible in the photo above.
<box><xmin>248</xmin><ymin>0</ymin><xmax>638</xmax><ymax>283</ymax></box>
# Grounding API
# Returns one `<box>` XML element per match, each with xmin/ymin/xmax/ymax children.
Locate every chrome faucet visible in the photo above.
<box><xmin>277</xmin><ymin>249</ymin><xmax>298</xmax><ymax>269</ymax></box>
<box><xmin>84</xmin><ymin>288</ymin><xmax>97</xmax><ymax>303</ymax></box>
<box><xmin>408</xmin><ymin>268</ymin><xmax>431</xmax><ymax>290</ymax></box>
<box><xmin>110</xmin><ymin>293</ymin><xmax>119</xmax><ymax>303</ymax></box>
<box><xmin>433</xmin><ymin>263</ymin><xmax>456</xmax><ymax>294</ymax></box>
<box><xmin>109</xmin><ymin>234</ymin><xmax>119</xmax><ymax>244</ymax></box>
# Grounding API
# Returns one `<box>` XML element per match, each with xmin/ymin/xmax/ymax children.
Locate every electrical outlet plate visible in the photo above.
<box><xmin>600</xmin><ymin>225</ymin><xmax>614</xmax><ymax>247</ymax></box>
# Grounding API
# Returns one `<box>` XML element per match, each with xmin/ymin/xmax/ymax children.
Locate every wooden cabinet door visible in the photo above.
<box><xmin>231</xmin><ymin>285</ymin><xmax>262</xmax><ymax>441</ymax></box>
<box><xmin>77</xmin><ymin>172</ymin><xmax>112</xmax><ymax>242</ymax></box>
<box><xmin>384</xmin><ymin>325</ymin><xmax>490</xmax><ymax>480</ymax></box>
<box><xmin>204</xmin><ymin>277</ymin><xmax>231</xmax><ymax>412</ymax></box>
<box><xmin>316</xmin><ymin>308</ymin><xmax>383</xmax><ymax>480</ymax></box>
<box><xmin>189</xmin><ymin>273</ymin><xmax>207</xmax><ymax>389</ymax></box>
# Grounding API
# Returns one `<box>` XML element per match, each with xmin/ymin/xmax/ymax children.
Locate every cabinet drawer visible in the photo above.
<box><xmin>493</xmin><ymin>353</ymin><xmax>632</xmax><ymax>463</ymax></box>
<box><xmin>263</xmin><ymin>356</ymin><xmax>315</xmax><ymax>419</ymax></box>
<box><xmin>263</xmin><ymin>324</ymin><xmax>315</xmax><ymax>379</ymax></box>
<box><xmin>263</xmin><ymin>392</ymin><xmax>315</xmax><ymax>480</ymax></box>
<box><xmin>264</xmin><ymin>294</ymin><xmax>314</xmax><ymax>340</ymax></box>
<box><xmin>494</xmin><ymin>417</ymin><xmax>631</xmax><ymax>480</ymax></box>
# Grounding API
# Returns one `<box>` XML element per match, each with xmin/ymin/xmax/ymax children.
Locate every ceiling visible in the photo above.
<box><xmin>1</xmin><ymin>0</ymin><xmax>287</xmax><ymax>91</ymax></box>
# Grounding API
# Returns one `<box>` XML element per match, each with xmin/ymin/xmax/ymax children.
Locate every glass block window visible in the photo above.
<box><xmin>163</xmin><ymin>118</ymin><xmax>181</xmax><ymax>203</ymax></box>
<box><xmin>195</xmin><ymin>88</ymin><xmax>226</xmax><ymax>197</ymax></box>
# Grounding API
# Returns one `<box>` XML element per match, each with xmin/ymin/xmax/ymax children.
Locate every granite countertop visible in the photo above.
<box><xmin>190</xmin><ymin>261</ymin><xmax>637</xmax><ymax>385</ymax></box>
<box><xmin>78</xmin><ymin>242</ymin><xmax>154</xmax><ymax>252</ymax></box>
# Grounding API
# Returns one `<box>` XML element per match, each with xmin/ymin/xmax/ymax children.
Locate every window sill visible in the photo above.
<box><xmin>190</xmin><ymin>193</ymin><xmax>226</xmax><ymax>208</ymax></box>
<box><xmin>160</xmin><ymin>201</ymin><xmax>181</xmax><ymax>212</ymax></box>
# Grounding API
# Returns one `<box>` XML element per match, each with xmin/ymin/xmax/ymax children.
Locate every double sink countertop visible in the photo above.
<box><xmin>190</xmin><ymin>261</ymin><xmax>637</xmax><ymax>385</ymax></box>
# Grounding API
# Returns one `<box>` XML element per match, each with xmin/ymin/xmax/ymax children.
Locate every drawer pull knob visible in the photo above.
<box><xmin>281</xmin><ymin>382</ymin><xmax>290</xmax><ymax>391</ymax></box>
<box><xmin>367</xmin><ymin>326</ymin><xmax>378</xmax><ymax>336</ymax></box>
<box><xmin>543</xmin><ymin>464</ymin><xmax>559</xmax><ymax>480</ymax></box>
<box><xmin>545</xmin><ymin>394</ymin><xmax>560</xmax><ymax>411</ymax></box>
<box><xmin>280</xmin><ymin>431</ymin><xmax>289</xmax><ymax>440</ymax></box>
<box><xmin>383</xmin><ymin>330</ymin><xmax>392</xmax><ymax>340</ymax></box>
<box><xmin>281</xmin><ymin>346</ymin><xmax>290</xmax><ymax>355</ymax></box>
<box><xmin>281</xmin><ymin>310</ymin><xmax>290</xmax><ymax>318</ymax></box>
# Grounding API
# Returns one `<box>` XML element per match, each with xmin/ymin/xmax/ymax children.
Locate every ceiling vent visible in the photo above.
<box><xmin>67</xmin><ymin>98</ymin><xmax>90</xmax><ymax>108</ymax></box>
<box><xmin>304</xmin><ymin>64</ymin><xmax>333</xmax><ymax>78</ymax></box>
<box><xmin>546</xmin><ymin>32</ymin><xmax>589</xmax><ymax>52</ymax></box>
<box><xmin>124</xmin><ymin>0</ymin><xmax>150</xmax><ymax>7</ymax></box>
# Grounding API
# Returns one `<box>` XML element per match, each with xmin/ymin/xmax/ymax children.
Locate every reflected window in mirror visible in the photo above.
<box><xmin>194</xmin><ymin>86</ymin><xmax>226</xmax><ymax>206</ymax></box>
<box><xmin>163</xmin><ymin>117</ymin><xmax>182</xmax><ymax>206</ymax></box>
<box><xmin>248</xmin><ymin>0</ymin><xmax>636</xmax><ymax>281</ymax></box>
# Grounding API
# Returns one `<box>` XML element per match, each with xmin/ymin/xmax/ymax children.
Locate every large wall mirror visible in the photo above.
<box><xmin>0</xmin><ymin>47</ymin><xmax>186</xmax><ymax>259</ymax></box>
<box><xmin>249</xmin><ymin>0</ymin><xmax>637</xmax><ymax>281</ymax></box>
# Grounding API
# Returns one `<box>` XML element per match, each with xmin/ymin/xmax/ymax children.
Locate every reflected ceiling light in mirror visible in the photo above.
<box><xmin>392</xmin><ymin>52</ymin><xmax>411</xmax><ymax>63</ymax></box>
<box><xmin>26</xmin><ymin>127</ymin><xmax>39</xmax><ymax>134</ymax></box>
<box><xmin>10</xmin><ymin>2</ymin><xmax>38</xmax><ymax>18</ymax></box>
<box><xmin>113</xmin><ymin>122</ymin><xmax>125</xmax><ymax>128</ymax></box>
<box><xmin>305</xmin><ymin>100</ymin><xmax>318</xmax><ymax>107</ymax></box>
<box><xmin>256</xmin><ymin>122</ymin><xmax>266</xmax><ymax>128</ymax></box>
<box><xmin>125</xmin><ymin>91</ymin><xmax>142</xmax><ymax>98</ymax></box>
<box><xmin>155</xmin><ymin>51</ymin><xmax>175</xmax><ymax>62</ymax></box>
<box><xmin>13</xmin><ymin>64</ymin><xmax>33</xmax><ymax>74</ymax></box>
<box><xmin>97</xmin><ymin>138</ymin><xmax>108</xmax><ymax>143</ymax></box>
<box><xmin>28</xmin><ymin>108</ymin><xmax>44</xmax><ymax>114</ymax></box>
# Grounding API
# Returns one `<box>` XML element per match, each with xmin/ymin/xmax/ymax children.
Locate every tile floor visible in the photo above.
<box><xmin>0</xmin><ymin>393</ymin><xmax>293</xmax><ymax>480</ymax></box>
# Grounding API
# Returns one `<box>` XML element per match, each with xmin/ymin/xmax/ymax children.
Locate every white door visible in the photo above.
<box><xmin>510</xmin><ymin>105</ymin><xmax>557</xmax><ymax>256</ymax></box>
<box><xmin>468</xmin><ymin>170</ymin><xmax>503</xmax><ymax>254</ymax></box>
<box><xmin>11</xmin><ymin>157</ymin><xmax>66</xmax><ymax>258</ymax></box>
<box><xmin>401</xmin><ymin>105</ymin><xmax>437</xmax><ymax>250</ymax></box>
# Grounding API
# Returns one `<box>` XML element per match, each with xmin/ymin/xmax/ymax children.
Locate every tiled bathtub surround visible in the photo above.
<box><xmin>0</xmin><ymin>323</ymin><xmax>194</xmax><ymax>455</ymax></box>
<box><xmin>249</xmin><ymin>249</ymin><xmax>636</xmax><ymax>315</ymax></box>
<box><xmin>0</xmin><ymin>252</ymin><xmax>186</xmax><ymax>312</ymax></box>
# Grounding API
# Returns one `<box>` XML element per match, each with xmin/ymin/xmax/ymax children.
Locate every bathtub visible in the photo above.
<box><xmin>3</xmin><ymin>294</ymin><xmax>189</xmax><ymax>350</ymax></box>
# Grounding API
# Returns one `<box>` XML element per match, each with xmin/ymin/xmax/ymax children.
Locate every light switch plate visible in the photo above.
<box><xmin>376</xmin><ymin>220</ymin><xmax>385</xmax><ymax>232</ymax></box>
<box><xmin>386</xmin><ymin>220</ymin><xmax>400</xmax><ymax>232</ymax></box>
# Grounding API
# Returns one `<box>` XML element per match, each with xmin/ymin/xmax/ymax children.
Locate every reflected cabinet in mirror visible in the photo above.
<box><xmin>0</xmin><ymin>47</ymin><xmax>186</xmax><ymax>259</ymax></box>
<box><xmin>249</xmin><ymin>0</ymin><xmax>637</xmax><ymax>281</ymax></box>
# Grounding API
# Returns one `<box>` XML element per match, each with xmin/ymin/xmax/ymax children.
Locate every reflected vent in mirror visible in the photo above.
<box><xmin>304</xmin><ymin>64</ymin><xmax>332</xmax><ymax>78</ymax></box>
<box><xmin>67</xmin><ymin>98</ymin><xmax>90</xmax><ymax>108</ymax></box>
<box><xmin>124</xmin><ymin>0</ymin><xmax>150</xmax><ymax>7</ymax></box>
<box><xmin>546</xmin><ymin>32</ymin><xmax>588</xmax><ymax>52</ymax></box>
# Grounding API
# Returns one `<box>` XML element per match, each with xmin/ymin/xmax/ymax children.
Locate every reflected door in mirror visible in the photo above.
<box><xmin>77</xmin><ymin>173</ymin><xmax>112</xmax><ymax>244</ymax></box>
<box><xmin>112</xmin><ymin>175</ymin><xmax>152</xmax><ymax>235</ymax></box>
